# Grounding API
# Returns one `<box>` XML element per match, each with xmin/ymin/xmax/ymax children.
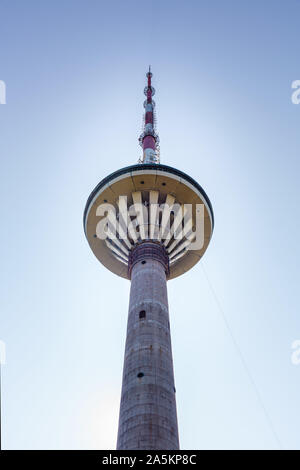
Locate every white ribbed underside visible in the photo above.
<box><xmin>104</xmin><ymin>190</ymin><xmax>196</xmax><ymax>266</ymax></box>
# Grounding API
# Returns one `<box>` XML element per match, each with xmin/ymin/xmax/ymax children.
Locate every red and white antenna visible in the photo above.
<box><xmin>139</xmin><ymin>66</ymin><xmax>160</xmax><ymax>164</ymax></box>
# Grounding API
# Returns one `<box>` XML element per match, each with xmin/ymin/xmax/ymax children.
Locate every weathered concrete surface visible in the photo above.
<box><xmin>116</xmin><ymin>246</ymin><xmax>179</xmax><ymax>450</ymax></box>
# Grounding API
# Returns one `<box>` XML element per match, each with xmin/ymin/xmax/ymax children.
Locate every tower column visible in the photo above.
<box><xmin>117</xmin><ymin>242</ymin><xmax>180</xmax><ymax>450</ymax></box>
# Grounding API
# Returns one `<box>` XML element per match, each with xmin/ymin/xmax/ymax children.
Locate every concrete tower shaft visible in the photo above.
<box><xmin>117</xmin><ymin>242</ymin><xmax>179</xmax><ymax>450</ymax></box>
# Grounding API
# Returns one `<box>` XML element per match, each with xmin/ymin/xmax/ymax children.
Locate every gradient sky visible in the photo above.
<box><xmin>1</xmin><ymin>0</ymin><xmax>300</xmax><ymax>450</ymax></box>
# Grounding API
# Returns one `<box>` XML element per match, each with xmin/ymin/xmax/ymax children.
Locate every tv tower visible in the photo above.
<box><xmin>84</xmin><ymin>68</ymin><xmax>214</xmax><ymax>450</ymax></box>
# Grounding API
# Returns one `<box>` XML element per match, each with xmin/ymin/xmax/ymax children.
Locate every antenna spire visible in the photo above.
<box><xmin>139</xmin><ymin>67</ymin><xmax>160</xmax><ymax>164</ymax></box>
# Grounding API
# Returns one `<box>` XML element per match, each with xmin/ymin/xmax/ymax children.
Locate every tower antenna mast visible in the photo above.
<box><xmin>139</xmin><ymin>66</ymin><xmax>160</xmax><ymax>164</ymax></box>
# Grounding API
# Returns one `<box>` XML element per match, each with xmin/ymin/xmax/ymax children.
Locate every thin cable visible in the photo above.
<box><xmin>200</xmin><ymin>261</ymin><xmax>283</xmax><ymax>449</ymax></box>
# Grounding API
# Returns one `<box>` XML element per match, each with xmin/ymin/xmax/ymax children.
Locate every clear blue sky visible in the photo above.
<box><xmin>1</xmin><ymin>0</ymin><xmax>300</xmax><ymax>449</ymax></box>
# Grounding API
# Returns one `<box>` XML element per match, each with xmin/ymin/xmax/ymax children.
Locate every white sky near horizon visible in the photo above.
<box><xmin>1</xmin><ymin>0</ymin><xmax>300</xmax><ymax>450</ymax></box>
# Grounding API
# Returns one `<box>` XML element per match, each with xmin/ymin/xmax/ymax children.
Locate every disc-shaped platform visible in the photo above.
<box><xmin>84</xmin><ymin>164</ymin><xmax>214</xmax><ymax>280</ymax></box>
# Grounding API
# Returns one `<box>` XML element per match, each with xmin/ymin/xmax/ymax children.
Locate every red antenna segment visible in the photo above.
<box><xmin>139</xmin><ymin>66</ymin><xmax>160</xmax><ymax>163</ymax></box>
